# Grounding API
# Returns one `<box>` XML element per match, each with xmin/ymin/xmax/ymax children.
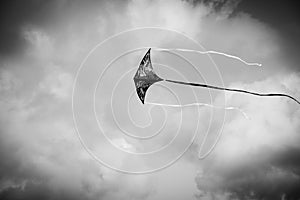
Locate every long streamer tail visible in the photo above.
<box><xmin>154</xmin><ymin>48</ymin><xmax>262</xmax><ymax>67</ymax></box>
<box><xmin>165</xmin><ymin>79</ymin><xmax>300</xmax><ymax>105</ymax></box>
<box><xmin>145</xmin><ymin>101</ymin><xmax>249</xmax><ymax>119</ymax></box>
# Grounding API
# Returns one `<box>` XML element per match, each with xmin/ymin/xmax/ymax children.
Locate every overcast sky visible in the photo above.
<box><xmin>0</xmin><ymin>0</ymin><xmax>300</xmax><ymax>200</ymax></box>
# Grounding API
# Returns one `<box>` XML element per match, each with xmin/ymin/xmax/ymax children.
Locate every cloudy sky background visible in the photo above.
<box><xmin>0</xmin><ymin>0</ymin><xmax>300</xmax><ymax>199</ymax></box>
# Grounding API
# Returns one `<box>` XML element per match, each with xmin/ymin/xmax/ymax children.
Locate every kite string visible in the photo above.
<box><xmin>154</xmin><ymin>47</ymin><xmax>262</xmax><ymax>67</ymax></box>
<box><xmin>145</xmin><ymin>101</ymin><xmax>249</xmax><ymax>120</ymax></box>
<box><xmin>165</xmin><ymin>79</ymin><xmax>300</xmax><ymax>105</ymax></box>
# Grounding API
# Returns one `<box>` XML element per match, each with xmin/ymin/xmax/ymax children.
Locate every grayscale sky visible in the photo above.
<box><xmin>0</xmin><ymin>0</ymin><xmax>300</xmax><ymax>200</ymax></box>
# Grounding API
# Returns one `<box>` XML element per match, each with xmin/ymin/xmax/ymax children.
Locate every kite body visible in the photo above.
<box><xmin>133</xmin><ymin>48</ymin><xmax>163</xmax><ymax>104</ymax></box>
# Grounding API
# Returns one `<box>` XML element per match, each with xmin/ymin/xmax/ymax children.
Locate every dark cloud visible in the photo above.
<box><xmin>193</xmin><ymin>0</ymin><xmax>300</xmax><ymax>71</ymax></box>
<box><xmin>0</xmin><ymin>0</ymin><xmax>60</xmax><ymax>57</ymax></box>
<box><xmin>235</xmin><ymin>0</ymin><xmax>300</xmax><ymax>71</ymax></box>
<box><xmin>0</xmin><ymin>181</ymin><xmax>84</xmax><ymax>200</ymax></box>
<box><xmin>0</xmin><ymin>0</ymin><xmax>131</xmax><ymax>61</ymax></box>
<box><xmin>236</xmin><ymin>0</ymin><xmax>300</xmax><ymax>31</ymax></box>
<box><xmin>196</xmin><ymin>146</ymin><xmax>300</xmax><ymax>200</ymax></box>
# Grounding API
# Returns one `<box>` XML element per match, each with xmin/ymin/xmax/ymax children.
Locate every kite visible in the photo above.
<box><xmin>133</xmin><ymin>48</ymin><xmax>300</xmax><ymax>105</ymax></box>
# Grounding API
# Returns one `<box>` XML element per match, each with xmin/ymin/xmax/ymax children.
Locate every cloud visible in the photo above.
<box><xmin>0</xmin><ymin>0</ymin><xmax>299</xmax><ymax>200</ymax></box>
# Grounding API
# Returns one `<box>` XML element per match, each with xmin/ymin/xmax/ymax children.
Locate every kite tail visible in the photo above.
<box><xmin>154</xmin><ymin>48</ymin><xmax>262</xmax><ymax>67</ymax></box>
<box><xmin>165</xmin><ymin>79</ymin><xmax>300</xmax><ymax>105</ymax></box>
<box><xmin>145</xmin><ymin>102</ymin><xmax>249</xmax><ymax>119</ymax></box>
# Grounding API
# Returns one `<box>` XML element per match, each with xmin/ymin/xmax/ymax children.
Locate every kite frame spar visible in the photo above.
<box><xmin>133</xmin><ymin>48</ymin><xmax>300</xmax><ymax>105</ymax></box>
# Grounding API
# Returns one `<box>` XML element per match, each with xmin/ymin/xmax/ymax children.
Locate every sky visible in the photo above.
<box><xmin>0</xmin><ymin>0</ymin><xmax>300</xmax><ymax>200</ymax></box>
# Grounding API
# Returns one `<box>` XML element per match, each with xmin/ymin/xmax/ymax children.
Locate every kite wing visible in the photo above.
<box><xmin>133</xmin><ymin>48</ymin><xmax>163</xmax><ymax>104</ymax></box>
